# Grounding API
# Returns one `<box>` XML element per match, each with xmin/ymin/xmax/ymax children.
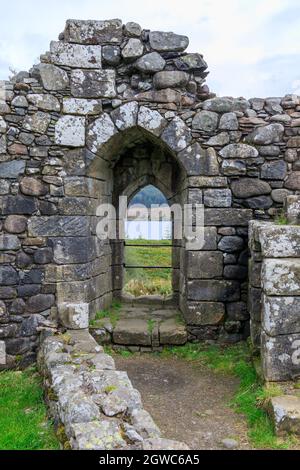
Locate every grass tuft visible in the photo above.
<box><xmin>90</xmin><ymin>301</ymin><xmax>121</xmax><ymax>328</ymax></box>
<box><xmin>0</xmin><ymin>367</ymin><xmax>59</xmax><ymax>450</ymax></box>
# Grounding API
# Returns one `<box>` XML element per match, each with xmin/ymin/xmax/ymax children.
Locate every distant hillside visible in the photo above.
<box><xmin>129</xmin><ymin>185</ymin><xmax>167</xmax><ymax>208</ymax></box>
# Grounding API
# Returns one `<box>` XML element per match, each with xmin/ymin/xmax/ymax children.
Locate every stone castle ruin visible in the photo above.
<box><xmin>0</xmin><ymin>18</ymin><xmax>300</xmax><ymax>394</ymax></box>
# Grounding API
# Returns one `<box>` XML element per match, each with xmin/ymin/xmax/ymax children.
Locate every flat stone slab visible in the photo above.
<box><xmin>159</xmin><ymin>319</ymin><xmax>188</xmax><ymax>345</ymax></box>
<box><xmin>269</xmin><ymin>396</ymin><xmax>300</xmax><ymax>436</ymax></box>
<box><xmin>113</xmin><ymin>319</ymin><xmax>152</xmax><ymax>346</ymax></box>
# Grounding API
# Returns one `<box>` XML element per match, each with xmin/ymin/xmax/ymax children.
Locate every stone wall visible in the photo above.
<box><xmin>0</xmin><ymin>18</ymin><xmax>300</xmax><ymax>367</ymax></box>
<box><xmin>249</xmin><ymin>198</ymin><xmax>300</xmax><ymax>381</ymax></box>
<box><xmin>38</xmin><ymin>329</ymin><xmax>188</xmax><ymax>450</ymax></box>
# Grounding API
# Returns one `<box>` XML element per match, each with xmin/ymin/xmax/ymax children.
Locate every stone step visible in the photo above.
<box><xmin>90</xmin><ymin>306</ymin><xmax>188</xmax><ymax>349</ymax></box>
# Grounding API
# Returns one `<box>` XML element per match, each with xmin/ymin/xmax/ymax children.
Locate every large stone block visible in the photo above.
<box><xmin>28</xmin><ymin>94</ymin><xmax>61</xmax><ymax>112</ymax></box>
<box><xmin>188</xmin><ymin>176</ymin><xmax>227</xmax><ymax>188</ymax></box>
<box><xmin>71</xmin><ymin>69</ymin><xmax>116</xmax><ymax>98</ymax></box>
<box><xmin>58</xmin><ymin>303</ymin><xmax>89</xmax><ymax>330</ymax></box>
<box><xmin>186</xmin><ymin>251</ymin><xmax>223</xmax><ymax>279</ymax></box>
<box><xmin>135</xmin><ymin>52</ymin><xmax>166</xmax><ymax>73</ymax></box>
<box><xmin>38</xmin><ymin>64</ymin><xmax>69</xmax><ymax>91</ymax></box>
<box><xmin>262</xmin><ymin>259</ymin><xmax>300</xmax><ymax>296</ymax></box>
<box><xmin>161</xmin><ymin>117</ymin><xmax>192</xmax><ymax>152</ymax></box>
<box><xmin>51</xmin><ymin>237</ymin><xmax>96</xmax><ymax>264</ymax></box>
<box><xmin>0</xmin><ymin>160</ymin><xmax>25</xmax><ymax>178</ymax></box>
<box><xmin>63</xmin><ymin>19</ymin><xmax>123</xmax><ymax>45</ymax></box>
<box><xmin>159</xmin><ymin>319</ymin><xmax>187</xmax><ymax>345</ymax></box>
<box><xmin>28</xmin><ymin>216</ymin><xmax>90</xmax><ymax>237</ymax></box>
<box><xmin>55</xmin><ymin>115</ymin><xmax>85</xmax><ymax>147</ymax></box>
<box><xmin>1</xmin><ymin>196</ymin><xmax>37</xmax><ymax>215</ymax></box>
<box><xmin>63</xmin><ymin>98</ymin><xmax>102</xmax><ymax>115</ymax></box>
<box><xmin>231</xmin><ymin>178</ymin><xmax>271</xmax><ymax>198</ymax></box>
<box><xmin>187</xmin><ymin>280</ymin><xmax>240</xmax><ymax>302</ymax></box>
<box><xmin>184</xmin><ymin>302</ymin><xmax>225</xmax><ymax>326</ymax></box>
<box><xmin>205</xmin><ymin>209</ymin><xmax>252</xmax><ymax>226</ymax></box>
<box><xmin>192</xmin><ymin>110</ymin><xmax>218</xmax><ymax>133</ymax></box>
<box><xmin>0</xmin><ymin>266</ymin><xmax>18</xmax><ymax>285</ymax></box>
<box><xmin>23</xmin><ymin>112</ymin><xmax>51</xmax><ymax>134</ymax></box>
<box><xmin>261</xmin><ymin>160</ymin><xmax>287</xmax><ymax>180</ymax></box>
<box><xmin>219</xmin><ymin>143</ymin><xmax>258</xmax><ymax>159</ymax></box>
<box><xmin>263</xmin><ymin>295</ymin><xmax>300</xmax><ymax>336</ymax></box>
<box><xmin>137</xmin><ymin>106</ymin><xmax>167</xmax><ymax>136</ymax></box>
<box><xmin>87</xmin><ymin>113</ymin><xmax>117</xmax><ymax>153</ymax></box>
<box><xmin>246</xmin><ymin>123</ymin><xmax>284</xmax><ymax>145</ymax></box>
<box><xmin>218</xmin><ymin>236</ymin><xmax>244</xmax><ymax>253</ymax></box>
<box><xmin>269</xmin><ymin>396</ymin><xmax>300</xmax><ymax>436</ymax></box>
<box><xmin>178</xmin><ymin>144</ymin><xmax>219</xmax><ymax>176</ymax></box>
<box><xmin>202</xmin><ymin>97</ymin><xmax>249</xmax><ymax>113</ymax></box>
<box><xmin>113</xmin><ymin>319</ymin><xmax>151</xmax><ymax>346</ymax></box>
<box><xmin>50</xmin><ymin>41</ymin><xmax>102</xmax><ymax>68</ymax></box>
<box><xmin>0</xmin><ymin>235</ymin><xmax>21</xmax><ymax>251</ymax></box>
<box><xmin>149</xmin><ymin>31</ymin><xmax>189</xmax><ymax>52</ymax></box>
<box><xmin>285</xmin><ymin>172</ymin><xmax>300</xmax><ymax>191</ymax></box>
<box><xmin>285</xmin><ymin>195</ymin><xmax>300</xmax><ymax>225</ymax></box>
<box><xmin>111</xmin><ymin>101</ymin><xmax>138</xmax><ymax>131</ymax></box>
<box><xmin>153</xmin><ymin>71</ymin><xmax>189</xmax><ymax>89</ymax></box>
<box><xmin>258</xmin><ymin>225</ymin><xmax>300</xmax><ymax>258</ymax></box>
<box><xmin>26</xmin><ymin>294</ymin><xmax>55</xmax><ymax>313</ymax></box>
<box><xmin>261</xmin><ymin>331</ymin><xmax>300</xmax><ymax>381</ymax></box>
<box><xmin>204</xmin><ymin>189</ymin><xmax>232</xmax><ymax>208</ymax></box>
<box><xmin>121</xmin><ymin>38</ymin><xmax>144</xmax><ymax>60</ymax></box>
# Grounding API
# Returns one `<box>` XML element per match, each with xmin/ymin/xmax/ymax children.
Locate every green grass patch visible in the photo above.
<box><xmin>148</xmin><ymin>319</ymin><xmax>157</xmax><ymax>335</ymax></box>
<box><xmin>275</xmin><ymin>211</ymin><xmax>289</xmax><ymax>226</ymax></box>
<box><xmin>158</xmin><ymin>343</ymin><xmax>296</xmax><ymax>450</ymax></box>
<box><xmin>0</xmin><ymin>367</ymin><xmax>59</xmax><ymax>450</ymax></box>
<box><xmin>90</xmin><ymin>301</ymin><xmax>121</xmax><ymax>328</ymax></box>
<box><xmin>124</xmin><ymin>239</ymin><xmax>172</xmax><ymax>297</ymax></box>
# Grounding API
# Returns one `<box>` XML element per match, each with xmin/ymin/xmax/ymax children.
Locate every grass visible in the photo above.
<box><xmin>0</xmin><ymin>367</ymin><xmax>59</xmax><ymax>450</ymax></box>
<box><xmin>275</xmin><ymin>211</ymin><xmax>289</xmax><ymax>225</ymax></box>
<box><xmin>90</xmin><ymin>301</ymin><xmax>122</xmax><ymax>328</ymax></box>
<box><xmin>155</xmin><ymin>343</ymin><xmax>297</xmax><ymax>449</ymax></box>
<box><xmin>124</xmin><ymin>239</ymin><xmax>172</xmax><ymax>297</ymax></box>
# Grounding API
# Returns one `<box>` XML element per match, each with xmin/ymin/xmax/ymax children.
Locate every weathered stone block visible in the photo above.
<box><xmin>149</xmin><ymin>31</ymin><xmax>189</xmax><ymax>52</ymax></box>
<box><xmin>219</xmin><ymin>143</ymin><xmax>258</xmax><ymax>159</ymax></box>
<box><xmin>159</xmin><ymin>319</ymin><xmax>187</xmax><ymax>345</ymax></box>
<box><xmin>188</xmin><ymin>176</ymin><xmax>227</xmax><ymax>188</ymax></box>
<box><xmin>222</xmin><ymin>160</ymin><xmax>246</xmax><ymax>176</ymax></box>
<box><xmin>23</xmin><ymin>112</ymin><xmax>51</xmax><ymax>134</ymax></box>
<box><xmin>38</xmin><ymin>64</ymin><xmax>69</xmax><ymax>91</ymax></box>
<box><xmin>1</xmin><ymin>195</ymin><xmax>37</xmax><ymax>215</ymax></box>
<box><xmin>0</xmin><ymin>160</ymin><xmax>25</xmax><ymax>178</ymax></box>
<box><xmin>219</xmin><ymin>112</ymin><xmax>239</xmax><ymax>130</ymax></box>
<box><xmin>161</xmin><ymin>117</ymin><xmax>192</xmax><ymax>152</ymax></box>
<box><xmin>58</xmin><ymin>303</ymin><xmax>89</xmax><ymax>329</ymax></box>
<box><xmin>0</xmin><ymin>235</ymin><xmax>20</xmax><ymax>251</ymax></box>
<box><xmin>261</xmin><ymin>160</ymin><xmax>287</xmax><ymax>180</ymax></box>
<box><xmin>4</xmin><ymin>215</ymin><xmax>27</xmax><ymax>234</ymax></box>
<box><xmin>186</xmin><ymin>251</ymin><xmax>223</xmax><ymax>278</ymax></box>
<box><xmin>50</xmin><ymin>41</ymin><xmax>102</xmax><ymax>68</ymax></box>
<box><xmin>184</xmin><ymin>302</ymin><xmax>225</xmax><ymax>325</ymax></box>
<box><xmin>135</xmin><ymin>52</ymin><xmax>166</xmax><ymax>73</ymax></box>
<box><xmin>63</xmin><ymin>98</ymin><xmax>102</xmax><ymax>115</ymax></box>
<box><xmin>28</xmin><ymin>216</ymin><xmax>90</xmax><ymax>237</ymax></box>
<box><xmin>153</xmin><ymin>71</ymin><xmax>189</xmax><ymax>89</ymax></box>
<box><xmin>55</xmin><ymin>115</ymin><xmax>85</xmax><ymax>147</ymax></box>
<box><xmin>0</xmin><ymin>266</ymin><xmax>18</xmax><ymax>285</ymax></box>
<box><xmin>111</xmin><ymin>101</ymin><xmax>138</xmax><ymax>131</ymax></box>
<box><xmin>178</xmin><ymin>145</ymin><xmax>219</xmax><ymax>176</ymax></box>
<box><xmin>246</xmin><ymin>123</ymin><xmax>284</xmax><ymax>145</ymax></box>
<box><xmin>51</xmin><ymin>237</ymin><xmax>96</xmax><ymax>265</ymax></box>
<box><xmin>263</xmin><ymin>295</ymin><xmax>300</xmax><ymax>336</ymax></box>
<box><xmin>258</xmin><ymin>225</ymin><xmax>300</xmax><ymax>258</ymax></box>
<box><xmin>285</xmin><ymin>172</ymin><xmax>300</xmax><ymax>190</ymax></box>
<box><xmin>121</xmin><ymin>38</ymin><xmax>144</xmax><ymax>60</ymax></box>
<box><xmin>231</xmin><ymin>178</ymin><xmax>271</xmax><ymax>198</ymax></box>
<box><xmin>71</xmin><ymin>69</ymin><xmax>116</xmax><ymax>98</ymax></box>
<box><xmin>261</xmin><ymin>331</ymin><xmax>300</xmax><ymax>381</ymax></box>
<box><xmin>20</xmin><ymin>177</ymin><xmax>48</xmax><ymax>197</ymax></box>
<box><xmin>113</xmin><ymin>319</ymin><xmax>151</xmax><ymax>346</ymax></box>
<box><xmin>285</xmin><ymin>195</ymin><xmax>300</xmax><ymax>225</ymax></box>
<box><xmin>102</xmin><ymin>45</ymin><xmax>121</xmax><ymax>65</ymax></box>
<box><xmin>63</xmin><ymin>19</ymin><xmax>123</xmax><ymax>44</ymax></box>
<box><xmin>204</xmin><ymin>189</ymin><xmax>232</xmax><ymax>208</ymax></box>
<box><xmin>87</xmin><ymin>113</ymin><xmax>117</xmax><ymax>153</ymax></box>
<box><xmin>187</xmin><ymin>280</ymin><xmax>240</xmax><ymax>302</ymax></box>
<box><xmin>205</xmin><ymin>209</ymin><xmax>252</xmax><ymax>226</ymax></box>
<box><xmin>137</xmin><ymin>106</ymin><xmax>167</xmax><ymax>136</ymax></box>
<box><xmin>27</xmin><ymin>94</ymin><xmax>60</xmax><ymax>112</ymax></box>
<box><xmin>263</xmin><ymin>259</ymin><xmax>300</xmax><ymax>296</ymax></box>
<box><xmin>26</xmin><ymin>294</ymin><xmax>55</xmax><ymax>313</ymax></box>
<box><xmin>192</xmin><ymin>110</ymin><xmax>218</xmax><ymax>132</ymax></box>
<box><xmin>269</xmin><ymin>396</ymin><xmax>300</xmax><ymax>436</ymax></box>
<box><xmin>203</xmin><ymin>97</ymin><xmax>250</xmax><ymax>113</ymax></box>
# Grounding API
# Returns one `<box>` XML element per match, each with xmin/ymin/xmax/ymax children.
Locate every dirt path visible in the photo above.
<box><xmin>115</xmin><ymin>354</ymin><xmax>252</xmax><ymax>450</ymax></box>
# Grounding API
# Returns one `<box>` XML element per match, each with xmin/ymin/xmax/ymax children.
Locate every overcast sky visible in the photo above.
<box><xmin>0</xmin><ymin>0</ymin><xmax>299</xmax><ymax>98</ymax></box>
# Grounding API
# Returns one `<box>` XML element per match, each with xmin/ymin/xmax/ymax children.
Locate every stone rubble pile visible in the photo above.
<box><xmin>38</xmin><ymin>330</ymin><xmax>189</xmax><ymax>450</ymax></box>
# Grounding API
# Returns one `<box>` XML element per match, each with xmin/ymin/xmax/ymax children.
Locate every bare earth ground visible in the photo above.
<box><xmin>115</xmin><ymin>354</ymin><xmax>252</xmax><ymax>450</ymax></box>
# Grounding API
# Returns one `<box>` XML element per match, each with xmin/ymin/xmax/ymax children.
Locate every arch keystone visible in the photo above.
<box><xmin>111</xmin><ymin>101</ymin><xmax>138</xmax><ymax>131</ymax></box>
<box><xmin>137</xmin><ymin>106</ymin><xmax>167</xmax><ymax>137</ymax></box>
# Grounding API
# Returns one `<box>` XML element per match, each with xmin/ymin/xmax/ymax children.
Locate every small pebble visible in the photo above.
<box><xmin>221</xmin><ymin>438</ymin><xmax>238</xmax><ymax>450</ymax></box>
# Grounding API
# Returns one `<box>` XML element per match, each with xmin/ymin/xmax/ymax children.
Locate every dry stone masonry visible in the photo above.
<box><xmin>0</xmin><ymin>19</ymin><xmax>299</xmax><ymax>384</ymax></box>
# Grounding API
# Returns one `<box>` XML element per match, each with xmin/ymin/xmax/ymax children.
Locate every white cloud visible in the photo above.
<box><xmin>0</xmin><ymin>0</ymin><xmax>299</xmax><ymax>97</ymax></box>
